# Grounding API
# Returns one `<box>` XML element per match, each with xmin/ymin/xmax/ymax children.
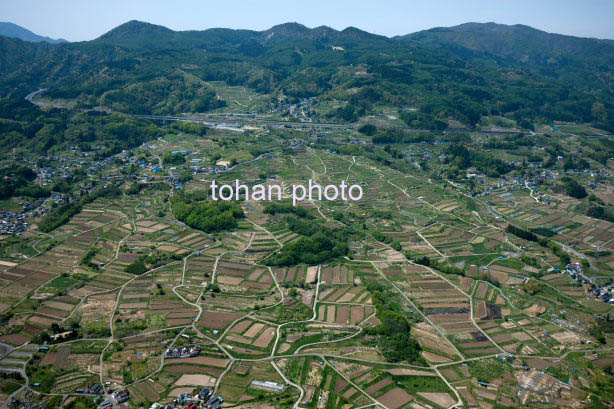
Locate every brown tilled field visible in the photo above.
<box><xmin>366</xmin><ymin>378</ymin><xmax>392</xmax><ymax>394</ymax></box>
<box><xmin>229</xmin><ymin>320</ymin><xmax>253</xmax><ymax>333</ymax></box>
<box><xmin>418</xmin><ymin>392</ymin><xmax>454</xmax><ymax>408</ymax></box>
<box><xmin>165</xmin><ymin>364</ymin><xmax>225</xmax><ymax>375</ymax></box>
<box><xmin>199</xmin><ymin>310</ymin><xmax>242</xmax><ymax>329</ymax></box>
<box><xmin>243</xmin><ymin>323</ymin><xmax>265</xmax><ymax>337</ymax></box>
<box><xmin>376</xmin><ymin>387</ymin><xmax>413</xmax><ymax>409</ymax></box>
<box><xmin>0</xmin><ymin>333</ymin><xmax>28</xmax><ymax>345</ymax></box>
<box><xmin>252</xmin><ymin>328</ymin><xmax>275</xmax><ymax>348</ymax></box>
<box><xmin>178</xmin><ymin>356</ymin><xmax>230</xmax><ymax>368</ymax></box>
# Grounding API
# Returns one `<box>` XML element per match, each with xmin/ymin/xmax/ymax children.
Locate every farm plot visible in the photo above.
<box><xmin>0</xmin><ymin>260</ymin><xmax>59</xmax><ymax>297</ymax></box>
<box><xmin>269</xmin><ymin>226</ymin><xmax>301</xmax><ymax>245</ymax></box>
<box><xmin>56</xmin><ymin>204</ymin><xmax>124</xmax><ymax>238</ymax></box>
<box><xmin>116</xmin><ymin>294</ymin><xmax>199</xmax><ymax>336</ymax></box>
<box><xmin>316</xmin><ymin>303</ymin><xmax>374</xmax><ymax>325</ymax></box>
<box><xmin>166</xmin><ymin>229</ymin><xmax>214</xmax><ymax>251</ymax></box>
<box><xmin>319</xmin><ymin>264</ymin><xmax>355</xmax><ymax>284</ymax></box>
<box><xmin>450</xmin><ymin>324</ymin><xmax>501</xmax><ymax>357</ymax></box>
<box><xmin>217</xmin><ymin>360</ymin><xmax>287</xmax><ymax>404</ymax></box>
<box><xmin>411</xmin><ymin>322</ymin><xmax>463</xmax><ymax>363</ymax></box>
<box><xmin>163</xmin><ymin>353</ymin><xmax>230</xmax><ymax>379</ymax></box>
<box><xmin>476</xmin><ymin>320</ymin><xmax>545</xmax><ymax>355</ymax></box>
<box><xmin>204</xmin><ymin>81</ymin><xmax>270</xmax><ymax>113</ymax></box>
<box><xmin>245</xmin><ymin>231</ymin><xmax>279</xmax><ymax>253</ymax></box>
<box><xmin>35</xmin><ymin>294</ymin><xmax>80</xmax><ymax>320</ymax></box>
<box><xmin>401</xmin><ymin>272</ymin><xmax>473</xmax><ymax>328</ymax></box>
<box><xmin>153</xmin><ymin>264</ymin><xmax>183</xmax><ymax>288</ymax></box>
<box><xmin>135</xmin><ymin>219</ymin><xmax>171</xmax><ymax>234</ymax></box>
<box><xmin>271</xmin><ymin>265</ymin><xmax>308</xmax><ymax>284</ymax></box>
<box><xmin>331</xmin><ymin>360</ymin><xmax>453</xmax><ymax>409</ymax></box>
<box><xmin>51</xmin><ymin>371</ymin><xmax>98</xmax><ymax>394</ymax></box>
<box><xmin>130</xmin><ymin>379</ymin><xmax>165</xmax><ymax>403</ymax></box>
<box><xmin>185</xmin><ymin>255</ymin><xmax>215</xmax><ymax>284</ymax></box>
<box><xmin>98</xmin><ymin>252</ymin><xmax>138</xmax><ymax>277</ymax></box>
<box><xmin>107</xmin><ymin>332</ymin><xmax>179</xmax><ymax>383</ymax></box>
<box><xmin>223</xmin><ymin>319</ymin><xmax>277</xmax><ymax>356</ymax></box>
<box><xmin>197</xmin><ymin>310</ymin><xmax>244</xmax><ymax>331</ymax></box>
<box><xmin>275</xmin><ymin>324</ymin><xmax>357</xmax><ymax>355</ymax></box>
<box><xmin>88</xmin><ymin>270</ymin><xmax>133</xmax><ymax>291</ymax></box>
<box><xmin>410</xmin><ymin>279</ymin><xmax>470</xmax><ymax>312</ymax></box>
<box><xmin>318</xmin><ymin>285</ymin><xmax>371</xmax><ymax>304</ymax></box>
<box><xmin>76</xmin><ymin>291</ymin><xmax>118</xmax><ymax>330</ymax></box>
<box><xmin>216</xmin><ymin>260</ymin><xmax>272</xmax><ymax>292</ymax></box>
<box><xmin>473</xmin><ymin>299</ymin><xmax>506</xmax><ymax>321</ymax></box>
<box><xmin>280</xmin><ymin>357</ymin><xmax>371</xmax><ymax>408</ymax></box>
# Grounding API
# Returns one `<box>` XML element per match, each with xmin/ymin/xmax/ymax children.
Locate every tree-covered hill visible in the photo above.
<box><xmin>0</xmin><ymin>20</ymin><xmax>613</xmax><ymax>131</ymax></box>
<box><xmin>402</xmin><ymin>22</ymin><xmax>614</xmax><ymax>95</ymax></box>
<box><xmin>401</xmin><ymin>22</ymin><xmax>614</xmax><ymax>67</ymax></box>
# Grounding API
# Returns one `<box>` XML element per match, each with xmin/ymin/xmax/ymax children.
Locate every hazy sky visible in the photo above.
<box><xmin>2</xmin><ymin>0</ymin><xmax>614</xmax><ymax>42</ymax></box>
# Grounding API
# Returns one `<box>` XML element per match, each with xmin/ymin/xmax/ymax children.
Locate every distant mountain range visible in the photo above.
<box><xmin>0</xmin><ymin>20</ymin><xmax>612</xmax><ymax>131</ymax></box>
<box><xmin>0</xmin><ymin>22</ymin><xmax>67</xmax><ymax>44</ymax></box>
<box><xmin>404</xmin><ymin>22</ymin><xmax>614</xmax><ymax>70</ymax></box>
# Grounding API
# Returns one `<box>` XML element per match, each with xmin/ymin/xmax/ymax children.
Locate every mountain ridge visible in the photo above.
<box><xmin>0</xmin><ymin>19</ymin><xmax>613</xmax><ymax>132</ymax></box>
<box><xmin>0</xmin><ymin>22</ymin><xmax>67</xmax><ymax>44</ymax></box>
<box><xmin>401</xmin><ymin>21</ymin><xmax>614</xmax><ymax>63</ymax></box>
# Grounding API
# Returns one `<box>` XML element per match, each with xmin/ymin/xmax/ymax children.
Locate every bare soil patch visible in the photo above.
<box><xmin>243</xmin><ymin>323</ymin><xmax>265</xmax><ymax>338</ymax></box>
<box><xmin>421</xmin><ymin>351</ymin><xmax>452</xmax><ymax>363</ymax></box>
<box><xmin>418</xmin><ymin>392</ymin><xmax>454</xmax><ymax>408</ymax></box>
<box><xmin>175</xmin><ymin>374</ymin><xmax>216</xmax><ymax>386</ymax></box>
<box><xmin>169</xmin><ymin>387</ymin><xmax>195</xmax><ymax>397</ymax></box>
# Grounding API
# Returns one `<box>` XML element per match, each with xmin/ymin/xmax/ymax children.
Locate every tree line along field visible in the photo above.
<box><xmin>0</xmin><ymin>123</ymin><xmax>613</xmax><ymax>409</ymax></box>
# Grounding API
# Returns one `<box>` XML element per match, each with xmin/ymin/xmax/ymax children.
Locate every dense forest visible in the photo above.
<box><xmin>0</xmin><ymin>96</ymin><xmax>163</xmax><ymax>157</ymax></box>
<box><xmin>265</xmin><ymin>215</ymin><xmax>356</xmax><ymax>266</ymax></box>
<box><xmin>0</xmin><ymin>166</ymin><xmax>47</xmax><ymax>200</ymax></box>
<box><xmin>444</xmin><ymin>143</ymin><xmax>513</xmax><ymax>178</ymax></box>
<box><xmin>171</xmin><ymin>193</ymin><xmax>245</xmax><ymax>233</ymax></box>
<box><xmin>365</xmin><ymin>280</ymin><xmax>423</xmax><ymax>364</ymax></box>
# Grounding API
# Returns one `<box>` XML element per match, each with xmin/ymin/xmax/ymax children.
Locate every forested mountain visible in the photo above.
<box><xmin>0</xmin><ymin>22</ymin><xmax>67</xmax><ymax>43</ymax></box>
<box><xmin>402</xmin><ymin>22</ymin><xmax>614</xmax><ymax>63</ymax></box>
<box><xmin>402</xmin><ymin>22</ymin><xmax>614</xmax><ymax>95</ymax></box>
<box><xmin>0</xmin><ymin>20</ymin><xmax>613</xmax><ymax>132</ymax></box>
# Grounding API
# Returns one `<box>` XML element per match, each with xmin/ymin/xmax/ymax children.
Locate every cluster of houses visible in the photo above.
<box><xmin>164</xmin><ymin>346</ymin><xmax>201</xmax><ymax>359</ymax></box>
<box><xmin>188</xmin><ymin>161</ymin><xmax>232</xmax><ymax>175</ymax></box>
<box><xmin>557</xmin><ymin>262</ymin><xmax>614</xmax><ymax>304</ymax></box>
<box><xmin>75</xmin><ymin>383</ymin><xmax>131</xmax><ymax>406</ymax></box>
<box><xmin>33</xmin><ymin>148</ymin><xmax>117</xmax><ymax>185</ymax></box>
<box><xmin>272</xmin><ymin>97</ymin><xmax>318</xmax><ymax>121</ymax></box>
<box><xmin>464</xmin><ymin>174</ymin><xmax>545</xmax><ymax>198</ymax></box>
<box><xmin>592</xmin><ymin>282</ymin><xmax>614</xmax><ymax>304</ymax></box>
<box><xmin>144</xmin><ymin>383</ymin><xmax>282</xmax><ymax>409</ymax></box>
<box><xmin>1</xmin><ymin>148</ymin><xmax>122</xmax><ymax>236</ymax></box>
<box><xmin>170</xmin><ymin>388</ymin><xmax>223</xmax><ymax>409</ymax></box>
<box><xmin>565</xmin><ymin>262</ymin><xmax>592</xmax><ymax>285</ymax></box>
<box><xmin>112</xmin><ymin>390</ymin><xmax>130</xmax><ymax>404</ymax></box>
<box><xmin>0</xmin><ymin>192</ymin><xmax>65</xmax><ymax>235</ymax></box>
<box><xmin>76</xmin><ymin>383</ymin><xmax>104</xmax><ymax>395</ymax></box>
<box><xmin>0</xmin><ymin>209</ymin><xmax>29</xmax><ymax>235</ymax></box>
